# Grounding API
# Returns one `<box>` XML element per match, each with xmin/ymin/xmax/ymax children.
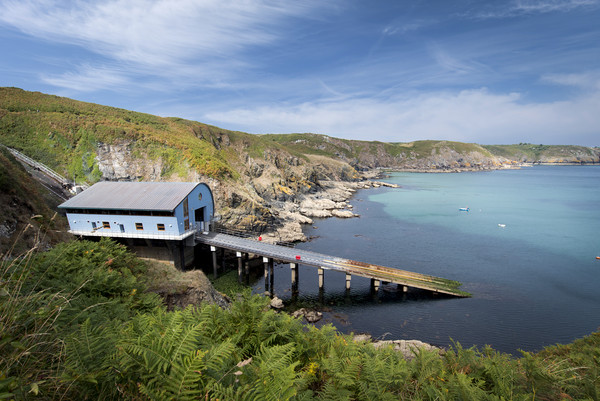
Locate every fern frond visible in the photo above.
<box><xmin>162</xmin><ymin>349</ymin><xmax>206</xmax><ymax>400</ymax></box>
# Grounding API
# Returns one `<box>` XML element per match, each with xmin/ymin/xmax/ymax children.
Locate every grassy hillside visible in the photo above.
<box><xmin>2</xmin><ymin>88</ymin><xmax>597</xmax><ymax>185</ymax></box>
<box><xmin>0</xmin><ymin>147</ymin><xmax>70</xmax><ymax>255</ymax></box>
<box><xmin>483</xmin><ymin>143</ymin><xmax>600</xmax><ymax>163</ymax></box>
<box><xmin>0</xmin><ymin>87</ymin><xmax>258</xmax><ymax>182</ymax></box>
<box><xmin>264</xmin><ymin>134</ymin><xmax>496</xmax><ymax>168</ymax></box>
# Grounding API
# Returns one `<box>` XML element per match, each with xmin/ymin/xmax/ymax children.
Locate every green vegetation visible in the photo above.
<box><xmin>0</xmin><ymin>147</ymin><xmax>70</xmax><ymax>255</ymax></box>
<box><xmin>482</xmin><ymin>143</ymin><xmax>599</xmax><ymax>162</ymax></box>
<box><xmin>2</xmin><ymin>88</ymin><xmax>597</xmax><ymax>186</ymax></box>
<box><xmin>0</xmin><ymin>88</ymin><xmax>237</xmax><ymax>182</ymax></box>
<box><xmin>1</xmin><ymin>238</ymin><xmax>599</xmax><ymax>400</ymax></box>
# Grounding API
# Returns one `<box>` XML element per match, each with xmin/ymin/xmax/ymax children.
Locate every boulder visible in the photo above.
<box><xmin>270</xmin><ymin>296</ymin><xmax>284</xmax><ymax>309</ymax></box>
<box><xmin>292</xmin><ymin>308</ymin><xmax>323</xmax><ymax>323</ymax></box>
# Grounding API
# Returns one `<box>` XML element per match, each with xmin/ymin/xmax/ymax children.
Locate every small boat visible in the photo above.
<box><xmin>459</xmin><ymin>207</ymin><xmax>470</xmax><ymax>212</ymax></box>
<box><xmin>498</xmin><ymin>224</ymin><xmax>506</xmax><ymax>228</ymax></box>
<box><xmin>596</xmin><ymin>256</ymin><xmax>600</xmax><ymax>260</ymax></box>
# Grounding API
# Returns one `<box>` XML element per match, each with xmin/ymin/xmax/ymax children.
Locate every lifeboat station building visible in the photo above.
<box><xmin>58</xmin><ymin>181</ymin><xmax>214</xmax><ymax>268</ymax></box>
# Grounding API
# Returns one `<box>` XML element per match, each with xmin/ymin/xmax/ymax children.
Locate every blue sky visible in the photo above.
<box><xmin>1</xmin><ymin>0</ymin><xmax>599</xmax><ymax>145</ymax></box>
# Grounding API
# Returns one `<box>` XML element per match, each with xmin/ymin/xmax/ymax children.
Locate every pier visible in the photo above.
<box><xmin>195</xmin><ymin>231</ymin><xmax>470</xmax><ymax>298</ymax></box>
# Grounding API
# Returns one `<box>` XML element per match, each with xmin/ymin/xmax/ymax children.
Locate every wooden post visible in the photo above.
<box><xmin>237</xmin><ymin>252</ymin><xmax>243</xmax><ymax>283</ymax></box>
<box><xmin>318</xmin><ymin>268</ymin><xmax>324</xmax><ymax>290</ymax></box>
<box><xmin>371</xmin><ymin>278</ymin><xmax>381</xmax><ymax>293</ymax></box>
<box><xmin>244</xmin><ymin>254</ymin><xmax>249</xmax><ymax>283</ymax></box>
<box><xmin>345</xmin><ymin>273</ymin><xmax>352</xmax><ymax>290</ymax></box>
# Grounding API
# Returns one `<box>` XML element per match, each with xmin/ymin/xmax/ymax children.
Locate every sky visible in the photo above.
<box><xmin>0</xmin><ymin>0</ymin><xmax>599</xmax><ymax>146</ymax></box>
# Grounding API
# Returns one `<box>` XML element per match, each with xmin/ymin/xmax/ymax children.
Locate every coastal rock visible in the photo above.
<box><xmin>151</xmin><ymin>269</ymin><xmax>230</xmax><ymax>310</ymax></box>
<box><xmin>353</xmin><ymin>334</ymin><xmax>373</xmax><ymax>343</ymax></box>
<box><xmin>292</xmin><ymin>308</ymin><xmax>323</xmax><ymax>323</ymax></box>
<box><xmin>331</xmin><ymin>210</ymin><xmax>357</xmax><ymax>218</ymax></box>
<box><xmin>371</xmin><ymin>340</ymin><xmax>442</xmax><ymax>360</ymax></box>
<box><xmin>270</xmin><ymin>296</ymin><xmax>284</xmax><ymax>309</ymax></box>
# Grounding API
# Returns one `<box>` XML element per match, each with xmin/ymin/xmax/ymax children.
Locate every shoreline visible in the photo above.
<box><xmin>260</xmin><ymin>171</ymin><xmax>399</xmax><ymax>243</ymax></box>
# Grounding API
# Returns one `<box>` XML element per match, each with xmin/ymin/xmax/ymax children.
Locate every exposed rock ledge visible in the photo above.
<box><xmin>260</xmin><ymin>179</ymin><xmax>399</xmax><ymax>243</ymax></box>
<box><xmin>353</xmin><ymin>334</ymin><xmax>443</xmax><ymax>360</ymax></box>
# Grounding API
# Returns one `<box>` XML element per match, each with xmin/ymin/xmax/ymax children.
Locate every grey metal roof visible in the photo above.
<box><xmin>58</xmin><ymin>181</ymin><xmax>200</xmax><ymax>211</ymax></box>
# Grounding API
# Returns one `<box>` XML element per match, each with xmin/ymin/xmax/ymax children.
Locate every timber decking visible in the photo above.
<box><xmin>196</xmin><ymin>232</ymin><xmax>470</xmax><ymax>297</ymax></box>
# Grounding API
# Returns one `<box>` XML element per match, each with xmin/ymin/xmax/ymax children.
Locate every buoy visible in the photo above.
<box><xmin>258</xmin><ymin>236</ymin><xmax>262</xmax><ymax>241</ymax></box>
<box><xmin>295</xmin><ymin>255</ymin><xmax>301</xmax><ymax>261</ymax></box>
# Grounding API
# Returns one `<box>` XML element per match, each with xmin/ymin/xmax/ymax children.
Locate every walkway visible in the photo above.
<box><xmin>196</xmin><ymin>231</ymin><xmax>469</xmax><ymax>297</ymax></box>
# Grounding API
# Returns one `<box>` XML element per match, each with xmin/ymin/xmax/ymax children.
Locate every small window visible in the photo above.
<box><xmin>184</xmin><ymin>218</ymin><xmax>190</xmax><ymax>230</ymax></box>
<box><xmin>183</xmin><ymin>198</ymin><xmax>189</xmax><ymax>217</ymax></box>
<box><xmin>135</xmin><ymin>223</ymin><xmax>144</xmax><ymax>230</ymax></box>
<box><xmin>157</xmin><ymin>223</ymin><xmax>165</xmax><ymax>231</ymax></box>
<box><xmin>102</xmin><ymin>221</ymin><xmax>110</xmax><ymax>229</ymax></box>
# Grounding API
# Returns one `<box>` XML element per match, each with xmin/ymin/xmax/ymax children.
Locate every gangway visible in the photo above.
<box><xmin>196</xmin><ymin>231</ymin><xmax>469</xmax><ymax>297</ymax></box>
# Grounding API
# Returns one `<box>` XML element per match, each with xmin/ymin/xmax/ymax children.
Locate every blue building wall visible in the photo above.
<box><xmin>64</xmin><ymin>183</ymin><xmax>215</xmax><ymax>238</ymax></box>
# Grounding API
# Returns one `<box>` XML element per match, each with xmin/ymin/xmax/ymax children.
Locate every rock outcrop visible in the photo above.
<box><xmin>353</xmin><ymin>334</ymin><xmax>443</xmax><ymax>360</ymax></box>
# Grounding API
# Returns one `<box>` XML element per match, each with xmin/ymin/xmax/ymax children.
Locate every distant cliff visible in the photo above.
<box><xmin>483</xmin><ymin>144</ymin><xmax>600</xmax><ymax>164</ymax></box>
<box><xmin>1</xmin><ymin>87</ymin><xmax>598</xmax><ymax>240</ymax></box>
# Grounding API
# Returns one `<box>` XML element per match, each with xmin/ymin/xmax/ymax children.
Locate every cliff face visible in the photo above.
<box><xmin>483</xmin><ymin>144</ymin><xmax>600</xmax><ymax>164</ymax></box>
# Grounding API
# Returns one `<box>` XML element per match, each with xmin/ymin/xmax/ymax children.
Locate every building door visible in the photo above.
<box><xmin>119</xmin><ymin>224</ymin><xmax>125</xmax><ymax>233</ymax></box>
<box><xmin>195</xmin><ymin>207</ymin><xmax>206</xmax><ymax>231</ymax></box>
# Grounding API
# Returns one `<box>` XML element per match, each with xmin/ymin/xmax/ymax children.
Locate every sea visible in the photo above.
<box><xmin>252</xmin><ymin>166</ymin><xmax>600</xmax><ymax>355</ymax></box>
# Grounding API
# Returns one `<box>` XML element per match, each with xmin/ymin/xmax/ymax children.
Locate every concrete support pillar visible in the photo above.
<box><xmin>237</xmin><ymin>251</ymin><xmax>243</xmax><ymax>283</ymax></box>
<box><xmin>269</xmin><ymin>259</ymin><xmax>274</xmax><ymax>293</ymax></box>
<box><xmin>210</xmin><ymin>246</ymin><xmax>218</xmax><ymax>279</ymax></box>
<box><xmin>290</xmin><ymin>263</ymin><xmax>298</xmax><ymax>293</ymax></box>
<box><xmin>318</xmin><ymin>268</ymin><xmax>324</xmax><ymax>290</ymax></box>
<box><xmin>345</xmin><ymin>273</ymin><xmax>352</xmax><ymax>290</ymax></box>
<box><xmin>263</xmin><ymin>257</ymin><xmax>270</xmax><ymax>292</ymax></box>
<box><xmin>221</xmin><ymin>248</ymin><xmax>226</xmax><ymax>270</ymax></box>
<box><xmin>244</xmin><ymin>254</ymin><xmax>250</xmax><ymax>283</ymax></box>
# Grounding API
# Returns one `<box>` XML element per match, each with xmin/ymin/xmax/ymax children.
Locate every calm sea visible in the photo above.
<box><xmin>252</xmin><ymin>166</ymin><xmax>600</xmax><ymax>354</ymax></box>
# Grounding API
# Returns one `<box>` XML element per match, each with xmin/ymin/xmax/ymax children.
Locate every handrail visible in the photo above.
<box><xmin>2</xmin><ymin>145</ymin><xmax>89</xmax><ymax>190</ymax></box>
<box><xmin>201</xmin><ymin>222</ymin><xmax>296</xmax><ymax>248</ymax></box>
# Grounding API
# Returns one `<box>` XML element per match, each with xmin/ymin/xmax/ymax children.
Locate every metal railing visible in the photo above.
<box><xmin>208</xmin><ymin>222</ymin><xmax>297</xmax><ymax>248</ymax></box>
<box><xmin>3</xmin><ymin>145</ymin><xmax>89</xmax><ymax>192</ymax></box>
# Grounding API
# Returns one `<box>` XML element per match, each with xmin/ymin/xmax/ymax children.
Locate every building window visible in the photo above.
<box><xmin>135</xmin><ymin>223</ymin><xmax>144</xmax><ymax>230</ymax></box>
<box><xmin>102</xmin><ymin>221</ymin><xmax>110</xmax><ymax>229</ymax></box>
<box><xmin>184</xmin><ymin>218</ymin><xmax>190</xmax><ymax>230</ymax></box>
<box><xmin>183</xmin><ymin>198</ymin><xmax>189</xmax><ymax>217</ymax></box>
<box><xmin>157</xmin><ymin>223</ymin><xmax>165</xmax><ymax>231</ymax></box>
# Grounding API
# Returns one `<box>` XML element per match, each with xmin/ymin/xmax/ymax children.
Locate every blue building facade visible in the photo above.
<box><xmin>58</xmin><ymin>182</ymin><xmax>214</xmax><ymax>240</ymax></box>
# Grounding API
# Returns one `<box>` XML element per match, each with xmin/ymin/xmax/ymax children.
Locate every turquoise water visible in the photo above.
<box><xmin>375</xmin><ymin>167</ymin><xmax>598</xmax><ymax>265</ymax></box>
<box><xmin>254</xmin><ymin>166</ymin><xmax>600</xmax><ymax>354</ymax></box>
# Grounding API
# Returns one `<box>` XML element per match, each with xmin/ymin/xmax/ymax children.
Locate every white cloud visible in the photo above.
<box><xmin>466</xmin><ymin>0</ymin><xmax>599</xmax><ymax>19</ymax></box>
<box><xmin>41</xmin><ymin>64</ymin><xmax>130</xmax><ymax>92</ymax></box>
<box><xmin>0</xmin><ymin>0</ymin><xmax>330</xmax><ymax>88</ymax></box>
<box><xmin>204</xmin><ymin>87</ymin><xmax>600</xmax><ymax>146</ymax></box>
<box><xmin>513</xmin><ymin>0</ymin><xmax>598</xmax><ymax>14</ymax></box>
<box><xmin>542</xmin><ymin>71</ymin><xmax>600</xmax><ymax>90</ymax></box>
